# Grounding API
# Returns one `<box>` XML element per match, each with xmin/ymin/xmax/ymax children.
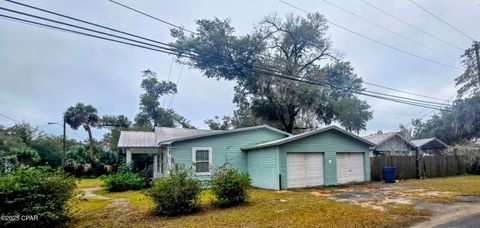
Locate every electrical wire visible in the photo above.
<box><xmin>407</xmin><ymin>0</ymin><xmax>476</xmax><ymax>41</ymax></box>
<box><xmin>319</xmin><ymin>0</ymin><xmax>456</xmax><ymax>59</ymax></box>
<box><xmin>277</xmin><ymin>0</ymin><xmax>461</xmax><ymax>70</ymax></box>
<box><xmin>359</xmin><ymin>0</ymin><xmax>465</xmax><ymax>50</ymax></box>
<box><xmin>0</xmin><ymin>10</ymin><xmax>450</xmax><ymax>110</ymax></box>
<box><xmin>102</xmin><ymin>0</ymin><xmax>457</xmax><ymax>101</ymax></box>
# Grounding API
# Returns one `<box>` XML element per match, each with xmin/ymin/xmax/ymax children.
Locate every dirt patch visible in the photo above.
<box><xmin>80</xmin><ymin>187</ymin><xmax>129</xmax><ymax>208</ymax></box>
<box><xmin>81</xmin><ymin>187</ymin><xmax>109</xmax><ymax>200</ymax></box>
<box><xmin>312</xmin><ymin>183</ymin><xmax>457</xmax><ymax>211</ymax></box>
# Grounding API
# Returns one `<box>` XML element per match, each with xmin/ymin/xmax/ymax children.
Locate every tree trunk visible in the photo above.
<box><xmin>86</xmin><ymin>125</ymin><xmax>94</xmax><ymax>161</ymax></box>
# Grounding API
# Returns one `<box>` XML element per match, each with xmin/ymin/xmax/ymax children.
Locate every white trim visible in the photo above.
<box><xmin>126</xmin><ymin>149</ymin><xmax>132</xmax><ymax>164</ymax></box>
<box><xmin>192</xmin><ymin>147</ymin><xmax>213</xmax><ymax>175</ymax></box>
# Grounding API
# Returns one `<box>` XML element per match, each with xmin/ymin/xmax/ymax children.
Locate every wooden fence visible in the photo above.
<box><xmin>370</xmin><ymin>155</ymin><xmax>480</xmax><ymax>181</ymax></box>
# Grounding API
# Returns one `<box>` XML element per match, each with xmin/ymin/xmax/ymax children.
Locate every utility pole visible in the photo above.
<box><xmin>62</xmin><ymin>120</ymin><xmax>66</xmax><ymax>168</ymax></box>
<box><xmin>474</xmin><ymin>41</ymin><xmax>480</xmax><ymax>83</ymax></box>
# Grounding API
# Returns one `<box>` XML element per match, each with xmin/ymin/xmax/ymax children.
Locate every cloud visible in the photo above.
<box><xmin>0</xmin><ymin>0</ymin><xmax>475</xmax><ymax>140</ymax></box>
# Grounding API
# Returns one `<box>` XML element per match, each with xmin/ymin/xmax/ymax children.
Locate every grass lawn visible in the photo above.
<box><xmin>69</xmin><ymin>179</ymin><xmax>429</xmax><ymax>227</ymax></box>
<box><xmin>397</xmin><ymin>175</ymin><xmax>480</xmax><ymax>195</ymax></box>
<box><xmin>76</xmin><ymin>178</ymin><xmax>104</xmax><ymax>189</ymax></box>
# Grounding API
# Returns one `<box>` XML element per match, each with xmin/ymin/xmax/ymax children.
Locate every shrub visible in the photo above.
<box><xmin>147</xmin><ymin>164</ymin><xmax>201</xmax><ymax>216</ymax></box>
<box><xmin>103</xmin><ymin>164</ymin><xmax>146</xmax><ymax>192</ymax></box>
<box><xmin>0</xmin><ymin>167</ymin><xmax>76</xmax><ymax>227</ymax></box>
<box><xmin>210</xmin><ymin>165</ymin><xmax>251</xmax><ymax>207</ymax></box>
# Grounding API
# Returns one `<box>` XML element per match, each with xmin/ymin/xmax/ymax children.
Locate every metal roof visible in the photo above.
<box><xmin>118</xmin><ymin>125</ymin><xmax>292</xmax><ymax>148</ymax></box>
<box><xmin>154</xmin><ymin>127</ymin><xmax>223</xmax><ymax>144</ymax></box>
<box><xmin>242</xmin><ymin>125</ymin><xmax>375</xmax><ymax>150</ymax></box>
<box><xmin>411</xmin><ymin>137</ymin><xmax>448</xmax><ymax>148</ymax></box>
<box><xmin>118</xmin><ymin>131</ymin><xmax>157</xmax><ymax>148</ymax></box>
<box><xmin>363</xmin><ymin>132</ymin><xmax>417</xmax><ymax>149</ymax></box>
<box><xmin>157</xmin><ymin>125</ymin><xmax>291</xmax><ymax>145</ymax></box>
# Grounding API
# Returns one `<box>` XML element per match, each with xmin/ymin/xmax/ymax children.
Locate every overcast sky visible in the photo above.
<box><xmin>0</xmin><ymin>0</ymin><xmax>478</xmax><ymax>141</ymax></box>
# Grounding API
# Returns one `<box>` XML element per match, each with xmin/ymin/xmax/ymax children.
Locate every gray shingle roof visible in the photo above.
<box><xmin>242</xmin><ymin>125</ymin><xmax>375</xmax><ymax>150</ymax></box>
<box><xmin>363</xmin><ymin>132</ymin><xmax>397</xmax><ymax>145</ymax></box>
<box><xmin>362</xmin><ymin>132</ymin><xmax>417</xmax><ymax>149</ymax></box>
<box><xmin>411</xmin><ymin>138</ymin><xmax>448</xmax><ymax>148</ymax></box>
<box><xmin>118</xmin><ymin>131</ymin><xmax>157</xmax><ymax>148</ymax></box>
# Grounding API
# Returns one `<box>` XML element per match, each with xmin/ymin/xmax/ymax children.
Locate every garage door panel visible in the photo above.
<box><xmin>336</xmin><ymin>153</ymin><xmax>364</xmax><ymax>184</ymax></box>
<box><xmin>287</xmin><ymin>153</ymin><xmax>324</xmax><ymax>188</ymax></box>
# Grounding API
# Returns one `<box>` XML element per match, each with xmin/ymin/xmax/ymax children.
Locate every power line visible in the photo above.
<box><xmin>0</xmin><ymin>12</ymin><xmax>446</xmax><ymax>110</ymax></box>
<box><xmin>407</xmin><ymin>0</ymin><xmax>476</xmax><ymax>41</ymax></box>
<box><xmin>277</xmin><ymin>0</ymin><xmax>461</xmax><ymax>70</ymax></box>
<box><xmin>168</xmin><ymin>64</ymin><xmax>184</xmax><ymax>108</ymax></box>
<box><xmin>0</xmin><ymin>11</ymin><xmax>449</xmax><ymax>110</ymax></box>
<box><xmin>359</xmin><ymin>0</ymin><xmax>464</xmax><ymax>51</ymax></box>
<box><xmin>362</xmin><ymin>82</ymin><xmax>450</xmax><ymax>102</ymax></box>
<box><xmin>107</xmin><ymin>0</ymin><xmax>196</xmax><ymax>34</ymax></box>
<box><xmin>162</xmin><ymin>56</ymin><xmax>174</xmax><ymax>107</ymax></box>
<box><xmin>0</xmin><ymin>112</ymin><xmax>19</xmax><ymax>123</ymax></box>
<box><xmin>372</xmin><ymin>109</ymin><xmax>422</xmax><ymax>117</ymax></box>
<box><xmin>319</xmin><ymin>0</ymin><xmax>455</xmax><ymax>59</ymax></box>
<box><xmin>104</xmin><ymin>0</ymin><xmax>455</xmax><ymax>102</ymax></box>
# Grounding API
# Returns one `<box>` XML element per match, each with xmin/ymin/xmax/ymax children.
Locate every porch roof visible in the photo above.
<box><xmin>118</xmin><ymin>131</ymin><xmax>157</xmax><ymax>148</ymax></box>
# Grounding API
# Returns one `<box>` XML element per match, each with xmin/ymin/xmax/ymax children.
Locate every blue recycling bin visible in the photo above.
<box><xmin>383</xmin><ymin>167</ymin><xmax>396</xmax><ymax>183</ymax></box>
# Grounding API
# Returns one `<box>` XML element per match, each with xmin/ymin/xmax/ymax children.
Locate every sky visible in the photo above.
<box><xmin>0</xmin><ymin>0</ymin><xmax>478</xmax><ymax>141</ymax></box>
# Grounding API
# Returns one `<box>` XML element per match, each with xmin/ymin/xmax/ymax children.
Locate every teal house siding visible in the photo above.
<box><xmin>246</xmin><ymin>128</ymin><xmax>372</xmax><ymax>189</ymax></box>
<box><xmin>278</xmin><ymin>130</ymin><xmax>370</xmax><ymax>188</ymax></box>
<box><xmin>247</xmin><ymin>147</ymin><xmax>279</xmax><ymax>189</ymax></box>
<box><xmin>170</xmin><ymin>128</ymin><xmax>287</xmax><ymax>180</ymax></box>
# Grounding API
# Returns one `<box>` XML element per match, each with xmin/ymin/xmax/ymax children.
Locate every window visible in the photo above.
<box><xmin>192</xmin><ymin>147</ymin><xmax>212</xmax><ymax>174</ymax></box>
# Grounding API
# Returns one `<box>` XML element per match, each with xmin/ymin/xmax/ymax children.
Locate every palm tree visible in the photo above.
<box><xmin>64</xmin><ymin>103</ymin><xmax>99</xmax><ymax>160</ymax></box>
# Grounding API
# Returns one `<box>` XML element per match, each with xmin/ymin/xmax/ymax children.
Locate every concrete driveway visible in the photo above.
<box><xmin>310</xmin><ymin>182</ymin><xmax>480</xmax><ymax>227</ymax></box>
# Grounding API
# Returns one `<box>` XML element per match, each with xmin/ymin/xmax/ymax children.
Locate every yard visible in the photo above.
<box><xmin>66</xmin><ymin>176</ymin><xmax>480</xmax><ymax>227</ymax></box>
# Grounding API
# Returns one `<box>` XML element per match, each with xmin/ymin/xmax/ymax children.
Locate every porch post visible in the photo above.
<box><xmin>126</xmin><ymin>149</ymin><xmax>132</xmax><ymax>164</ymax></box>
<box><xmin>153</xmin><ymin>154</ymin><xmax>158</xmax><ymax>178</ymax></box>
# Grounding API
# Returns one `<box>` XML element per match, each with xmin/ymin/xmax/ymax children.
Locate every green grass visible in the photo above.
<box><xmin>94</xmin><ymin>189</ymin><xmax>154</xmax><ymax>209</ymax></box>
<box><xmin>76</xmin><ymin>178</ymin><xmax>104</xmax><ymax>189</ymax></box>
<box><xmin>398</xmin><ymin>175</ymin><xmax>480</xmax><ymax>195</ymax></box>
<box><xmin>70</xmin><ymin>198</ymin><xmax>110</xmax><ymax>214</ymax></box>
<box><xmin>70</xmin><ymin>179</ymin><xmax>427</xmax><ymax>227</ymax></box>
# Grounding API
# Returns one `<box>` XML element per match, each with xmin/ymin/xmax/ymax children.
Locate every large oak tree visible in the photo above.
<box><xmin>171</xmin><ymin>13</ymin><xmax>371</xmax><ymax>133</ymax></box>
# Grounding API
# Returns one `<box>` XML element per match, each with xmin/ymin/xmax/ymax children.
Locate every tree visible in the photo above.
<box><xmin>397</xmin><ymin>124</ymin><xmax>412</xmax><ymax>140</ymax></box>
<box><xmin>171</xmin><ymin>13</ymin><xmax>371</xmax><ymax>133</ymax></box>
<box><xmin>0</xmin><ymin>123</ymin><xmax>41</xmax><ymax>171</ymax></box>
<box><xmin>411</xmin><ymin>96</ymin><xmax>480</xmax><ymax>144</ymax></box>
<box><xmin>205</xmin><ymin>116</ymin><xmax>233</xmax><ymax>130</ymax></box>
<box><xmin>455</xmin><ymin>41</ymin><xmax>480</xmax><ymax>98</ymax></box>
<box><xmin>134</xmin><ymin>70</ymin><xmax>195</xmax><ymax>129</ymax></box>
<box><xmin>100</xmin><ymin>115</ymin><xmax>131</xmax><ymax>128</ymax></box>
<box><xmin>64</xmin><ymin>103</ymin><xmax>100</xmax><ymax>160</ymax></box>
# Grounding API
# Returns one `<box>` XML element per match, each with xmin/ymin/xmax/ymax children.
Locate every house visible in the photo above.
<box><xmin>118</xmin><ymin>125</ymin><xmax>374</xmax><ymax>190</ymax></box>
<box><xmin>411</xmin><ymin>137</ymin><xmax>448</xmax><ymax>155</ymax></box>
<box><xmin>363</xmin><ymin>132</ymin><xmax>417</xmax><ymax>156</ymax></box>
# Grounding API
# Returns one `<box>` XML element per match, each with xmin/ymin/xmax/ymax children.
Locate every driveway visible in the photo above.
<box><xmin>310</xmin><ymin>182</ymin><xmax>480</xmax><ymax>227</ymax></box>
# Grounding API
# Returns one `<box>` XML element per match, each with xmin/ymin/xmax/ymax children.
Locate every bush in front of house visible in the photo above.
<box><xmin>0</xmin><ymin>166</ymin><xmax>76</xmax><ymax>227</ymax></box>
<box><xmin>147</xmin><ymin>164</ymin><xmax>201</xmax><ymax>216</ymax></box>
<box><xmin>210</xmin><ymin>165</ymin><xmax>251</xmax><ymax>208</ymax></box>
<box><xmin>103</xmin><ymin>163</ymin><xmax>147</xmax><ymax>192</ymax></box>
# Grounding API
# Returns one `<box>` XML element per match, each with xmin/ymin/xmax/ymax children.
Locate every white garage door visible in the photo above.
<box><xmin>287</xmin><ymin>153</ymin><xmax>324</xmax><ymax>188</ymax></box>
<box><xmin>336</xmin><ymin>153</ymin><xmax>365</xmax><ymax>184</ymax></box>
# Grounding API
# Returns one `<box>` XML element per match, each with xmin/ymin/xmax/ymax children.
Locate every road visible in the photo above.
<box><xmin>435</xmin><ymin>212</ymin><xmax>480</xmax><ymax>228</ymax></box>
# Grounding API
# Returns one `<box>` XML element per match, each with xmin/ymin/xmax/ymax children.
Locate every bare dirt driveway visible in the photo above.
<box><xmin>310</xmin><ymin>177</ymin><xmax>480</xmax><ymax>228</ymax></box>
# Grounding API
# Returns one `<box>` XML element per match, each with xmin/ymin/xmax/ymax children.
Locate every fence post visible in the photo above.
<box><xmin>415</xmin><ymin>148</ymin><xmax>420</xmax><ymax>179</ymax></box>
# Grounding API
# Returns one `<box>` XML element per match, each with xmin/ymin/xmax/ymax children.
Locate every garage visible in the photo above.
<box><xmin>336</xmin><ymin>153</ymin><xmax>365</xmax><ymax>184</ymax></box>
<box><xmin>243</xmin><ymin>126</ymin><xmax>374</xmax><ymax>190</ymax></box>
<box><xmin>287</xmin><ymin>153</ymin><xmax>324</xmax><ymax>188</ymax></box>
